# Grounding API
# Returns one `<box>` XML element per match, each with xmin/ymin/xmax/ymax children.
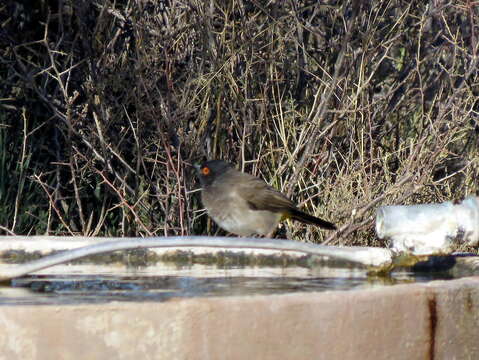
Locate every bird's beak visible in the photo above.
<box><xmin>193</xmin><ymin>163</ymin><xmax>201</xmax><ymax>172</ymax></box>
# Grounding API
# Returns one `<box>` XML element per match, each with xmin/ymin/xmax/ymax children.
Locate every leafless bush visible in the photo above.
<box><xmin>0</xmin><ymin>1</ymin><xmax>477</xmax><ymax>248</ymax></box>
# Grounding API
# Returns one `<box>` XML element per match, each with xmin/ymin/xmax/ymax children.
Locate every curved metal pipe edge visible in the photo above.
<box><xmin>0</xmin><ymin>236</ymin><xmax>394</xmax><ymax>281</ymax></box>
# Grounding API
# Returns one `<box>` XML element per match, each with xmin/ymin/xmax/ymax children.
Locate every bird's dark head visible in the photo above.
<box><xmin>194</xmin><ymin>160</ymin><xmax>233</xmax><ymax>187</ymax></box>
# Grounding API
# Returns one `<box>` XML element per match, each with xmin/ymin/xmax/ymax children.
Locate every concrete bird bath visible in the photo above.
<box><xmin>0</xmin><ymin>233</ymin><xmax>478</xmax><ymax>359</ymax></box>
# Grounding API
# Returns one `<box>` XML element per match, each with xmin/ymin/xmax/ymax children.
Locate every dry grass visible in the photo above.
<box><xmin>0</xmin><ymin>1</ymin><xmax>478</xmax><ymax>249</ymax></box>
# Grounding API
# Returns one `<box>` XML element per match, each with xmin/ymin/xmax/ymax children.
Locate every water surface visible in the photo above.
<box><xmin>0</xmin><ymin>262</ymin><xmax>456</xmax><ymax>305</ymax></box>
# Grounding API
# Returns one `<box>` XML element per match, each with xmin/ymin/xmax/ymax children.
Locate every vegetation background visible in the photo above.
<box><xmin>1</xmin><ymin>0</ymin><xmax>478</xmax><ymax>250</ymax></box>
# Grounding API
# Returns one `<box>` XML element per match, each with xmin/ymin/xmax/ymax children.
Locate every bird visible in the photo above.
<box><xmin>194</xmin><ymin>160</ymin><xmax>336</xmax><ymax>237</ymax></box>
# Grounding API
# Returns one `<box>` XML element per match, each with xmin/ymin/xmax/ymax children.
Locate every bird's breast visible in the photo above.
<box><xmin>202</xmin><ymin>186</ymin><xmax>281</xmax><ymax>236</ymax></box>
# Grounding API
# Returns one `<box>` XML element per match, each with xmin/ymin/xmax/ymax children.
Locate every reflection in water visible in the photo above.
<box><xmin>0</xmin><ymin>263</ymin><xmax>454</xmax><ymax>306</ymax></box>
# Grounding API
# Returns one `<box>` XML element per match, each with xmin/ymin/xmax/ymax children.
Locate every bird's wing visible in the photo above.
<box><xmin>234</xmin><ymin>174</ymin><xmax>295</xmax><ymax>213</ymax></box>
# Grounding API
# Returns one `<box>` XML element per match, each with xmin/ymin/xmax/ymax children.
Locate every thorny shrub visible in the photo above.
<box><xmin>0</xmin><ymin>1</ymin><xmax>478</xmax><ymax>249</ymax></box>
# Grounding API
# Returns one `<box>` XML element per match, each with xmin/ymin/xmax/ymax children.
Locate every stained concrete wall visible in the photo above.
<box><xmin>0</xmin><ymin>277</ymin><xmax>478</xmax><ymax>360</ymax></box>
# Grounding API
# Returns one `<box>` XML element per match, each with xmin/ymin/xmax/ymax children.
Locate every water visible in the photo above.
<box><xmin>0</xmin><ymin>262</ymin><xmax>456</xmax><ymax>305</ymax></box>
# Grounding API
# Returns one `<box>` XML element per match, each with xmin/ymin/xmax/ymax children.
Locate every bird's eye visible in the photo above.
<box><xmin>202</xmin><ymin>167</ymin><xmax>210</xmax><ymax>175</ymax></box>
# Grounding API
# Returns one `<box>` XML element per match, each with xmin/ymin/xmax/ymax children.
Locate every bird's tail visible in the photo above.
<box><xmin>289</xmin><ymin>208</ymin><xmax>337</xmax><ymax>230</ymax></box>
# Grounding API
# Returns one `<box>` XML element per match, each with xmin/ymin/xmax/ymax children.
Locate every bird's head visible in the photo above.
<box><xmin>194</xmin><ymin>160</ymin><xmax>233</xmax><ymax>187</ymax></box>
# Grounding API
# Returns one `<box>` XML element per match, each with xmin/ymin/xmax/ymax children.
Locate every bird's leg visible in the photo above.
<box><xmin>265</xmin><ymin>231</ymin><xmax>275</xmax><ymax>239</ymax></box>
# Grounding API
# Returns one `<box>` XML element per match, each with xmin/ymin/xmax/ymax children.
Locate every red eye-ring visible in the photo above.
<box><xmin>202</xmin><ymin>167</ymin><xmax>210</xmax><ymax>175</ymax></box>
